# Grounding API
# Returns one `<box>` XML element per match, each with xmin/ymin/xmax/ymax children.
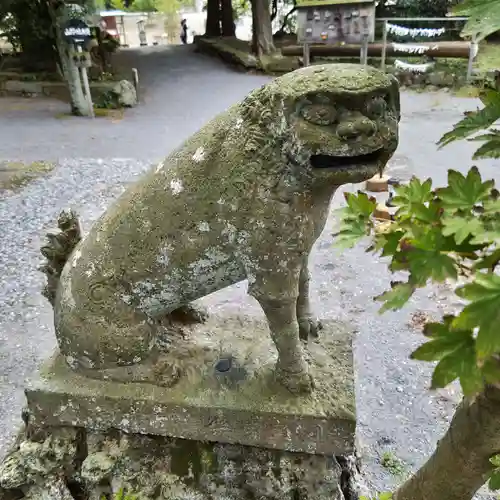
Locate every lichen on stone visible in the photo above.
<box><xmin>46</xmin><ymin>63</ymin><xmax>399</xmax><ymax>395</ymax></box>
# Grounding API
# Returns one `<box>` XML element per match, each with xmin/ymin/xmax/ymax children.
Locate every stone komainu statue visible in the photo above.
<box><xmin>40</xmin><ymin>64</ymin><xmax>400</xmax><ymax>394</ymax></box>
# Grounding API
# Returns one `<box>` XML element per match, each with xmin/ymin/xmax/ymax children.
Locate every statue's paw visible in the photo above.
<box><xmin>298</xmin><ymin>317</ymin><xmax>323</xmax><ymax>341</ymax></box>
<box><xmin>168</xmin><ymin>303</ymin><xmax>209</xmax><ymax>325</ymax></box>
<box><xmin>275</xmin><ymin>365</ymin><xmax>315</xmax><ymax>395</ymax></box>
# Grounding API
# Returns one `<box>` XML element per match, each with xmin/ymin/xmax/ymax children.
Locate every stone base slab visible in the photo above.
<box><xmin>25</xmin><ymin>315</ymin><xmax>356</xmax><ymax>456</ymax></box>
<box><xmin>0</xmin><ymin>426</ymin><xmax>359</xmax><ymax>499</ymax></box>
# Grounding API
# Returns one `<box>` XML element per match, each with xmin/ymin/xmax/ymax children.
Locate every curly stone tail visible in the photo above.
<box><xmin>39</xmin><ymin>209</ymin><xmax>82</xmax><ymax>306</ymax></box>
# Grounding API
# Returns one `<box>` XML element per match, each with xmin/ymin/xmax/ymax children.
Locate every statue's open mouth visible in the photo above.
<box><xmin>310</xmin><ymin>149</ymin><xmax>384</xmax><ymax>169</ymax></box>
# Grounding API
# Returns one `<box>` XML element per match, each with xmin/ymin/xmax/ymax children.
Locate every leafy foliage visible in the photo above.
<box><xmin>438</xmin><ymin>91</ymin><xmax>500</xmax><ymax>159</ymax></box>
<box><xmin>360</xmin><ymin>493</ymin><xmax>393</xmax><ymax>500</ymax></box>
<box><xmin>338</xmin><ymin>2</ymin><xmax>500</xmax><ymax>493</ymax></box>
<box><xmin>452</xmin><ymin>0</ymin><xmax>500</xmax><ymax>42</ymax></box>
<box><xmin>489</xmin><ymin>455</ymin><xmax>500</xmax><ymax>491</ymax></box>
<box><xmin>102</xmin><ymin>487</ymin><xmax>138</xmax><ymax>500</ymax></box>
<box><xmin>377</xmin><ymin>0</ymin><xmax>459</xmax><ymax>18</ymax></box>
<box><xmin>336</xmin><ymin>168</ymin><xmax>500</xmax><ymax>400</ymax></box>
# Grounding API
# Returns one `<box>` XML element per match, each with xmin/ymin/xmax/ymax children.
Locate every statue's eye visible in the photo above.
<box><xmin>301</xmin><ymin>104</ymin><xmax>337</xmax><ymax>126</ymax></box>
<box><xmin>365</xmin><ymin>97</ymin><xmax>387</xmax><ymax>118</ymax></box>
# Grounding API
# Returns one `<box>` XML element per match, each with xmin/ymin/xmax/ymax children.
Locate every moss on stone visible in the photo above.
<box><xmin>1</xmin><ymin>425</ymin><xmax>355</xmax><ymax>499</ymax></box>
<box><xmin>199</xmin><ymin>446</ymin><xmax>218</xmax><ymax>475</ymax></box>
<box><xmin>259</xmin><ymin>53</ymin><xmax>300</xmax><ymax>74</ymax></box>
<box><xmin>194</xmin><ymin>36</ymin><xmax>300</xmax><ymax>75</ymax></box>
<box><xmin>0</xmin><ymin>160</ymin><xmax>55</xmax><ymax>193</ymax></box>
<box><xmin>48</xmin><ymin>61</ymin><xmax>397</xmax><ymax>408</ymax></box>
<box><xmin>169</xmin><ymin>439</ymin><xmax>203</xmax><ymax>484</ymax></box>
<box><xmin>195</xmin><ymin>36</ymin><xmax>259</xmax><ymax>70</ymax></box>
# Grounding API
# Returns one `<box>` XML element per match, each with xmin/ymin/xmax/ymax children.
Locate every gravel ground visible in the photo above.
<box><xmin>0</xmin><ymin>45</ymin><xmax>499</xmax><ymax>498</ymax></box>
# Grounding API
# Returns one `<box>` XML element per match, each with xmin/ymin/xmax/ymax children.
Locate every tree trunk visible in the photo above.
<box><xmin>394</xmin><ymin>384</ymin><xmax>500</xmax><ymax>500</ymax></box>
<box><xmin>49</xmin><ymin>3</ymin><xmax>91</xmax><ymax>117</ymax></box>
<box><xmin>205</xmin><ymin>0</ymin><xmax>222</xmax><ymax>37</ymax></box>
<box><xmin>11</xmin><ymin>0</ymin><xmax>58</xmax><ymax>72</ymax></box>
<box><xmin>220</xmin><ymin>0</ymin><xmax>236</xmax><ymax>37</ymax></box>
<box><xmin>251</xmin><ymin>0</ymin><xmax>276</xmax><ymax>56</ymax></box>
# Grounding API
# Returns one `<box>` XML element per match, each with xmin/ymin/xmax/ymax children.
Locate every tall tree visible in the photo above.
<box><xmin>205</xmin><ymin>0</ymin><xmax>221</xmax><ymax>36</ymax></box>
<box><xmin>203</xmin><ymin>0</ymin><xmax>235</xmax><ymax>37</ymax></box>
<box><xmin>220</xmin><ymin>0</ymin><xmax>235</xmax><ymax>36</ymax></box>
<box><xmin>251</xmin><ymin>0</ymin><xmax>275</xmax><ymax>55</ymax></box>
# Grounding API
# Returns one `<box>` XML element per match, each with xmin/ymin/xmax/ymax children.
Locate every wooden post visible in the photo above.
<box><xmin>466</xmin><ymin>35</ymin><xmax>477</xmax><ymax>82</ymax></box>
<box><xmin>132</xmin><ymin>67</ymin><xmax>139</xmax><ymax>102</ymax></box>
<box><xmin>381</xmin><ymin>19</ymin><xmax>388</xmax><ymax>71</ymax></box>
<box><xmin>303</xmin><ymin>42</ymin><xmax>310</xmax><ymax>67</ymax></box>
<box><xmin>77</xmin><ymin>45</ymin><xmax>95</xmax><ymax>119</ymax></box>
<box><xmin>360</xmin><ymin>34</ymin><xmax>368</xmax><ymax>66</ymax></box>
<box><xmin>121</xmin><ymin>15</ymin><xmax>128</xmax><ymax>47</ymax></box>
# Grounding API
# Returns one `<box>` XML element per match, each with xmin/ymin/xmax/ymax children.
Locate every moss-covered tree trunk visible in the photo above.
<box><xmin>205</xmin><ymin>0</ymin><xmax>222</xmax><ymax>36</ymax></box>
<box><xmin>251</xmin><ymin>0</ymin><xmax>275</xmax><ymax>56</ymax></box>
<box><xmin>220</xmin><ymin>0</ymin><xmax>235</xmax><ymax>36</ymax></box>
<box><xmin>394</xmin><ymin>383</ymin><xmax>500</xmax><ymax>500</ymax></box>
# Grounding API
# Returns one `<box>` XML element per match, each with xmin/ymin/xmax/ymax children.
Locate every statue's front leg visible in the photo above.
<box><xmin>247</xmin><ymin>261</ymin><xmax>313</xmax><ymax>394</ymax></box>
<box><xmin>297</xmin><ymin>256</ymin><xmax>322</xmax><ymax>341</ymax></box>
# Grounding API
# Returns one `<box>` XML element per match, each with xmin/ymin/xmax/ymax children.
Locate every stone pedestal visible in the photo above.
<box><xmin>0</xmin><ymin>316</ymin><xmax>358</xmax><ymax>500</ymax></box>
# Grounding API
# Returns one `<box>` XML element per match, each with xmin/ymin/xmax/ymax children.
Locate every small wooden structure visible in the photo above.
<box><xmin>288</xmin><ymin>17</ymin><xmax>478</xmax><ymax>82</ymax></box>
<box><xmin>295</xmin><ymin>0</ymin><xmax>376</xmax><ymax>66</ymax></box>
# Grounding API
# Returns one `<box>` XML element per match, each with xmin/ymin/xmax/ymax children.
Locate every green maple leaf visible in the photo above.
<box><xmin>334</xmin><ymin>192</ymin><xmax>376</xmax><ymax>249</ymax></box>
<box><xmin>468</xmin><ymin>130</ymin><xmax>500</xmax><ymax>160</ymax></box>
<box><xmin>452</xmin><ymin>0</ymin><xmax>500</xmax><ymax>41</ymax></box>
<box><xmin>406</xmin><ymin>248</ymin><xmax>458</xmax><ymax>285</ymax></box>
<box><xmin>431</xmin><ymin>342</ymin><xmax>483</xmax><ymax>395</ymax></box>
<box><xmin>471</xmin><ymin>212</ymin><xmax>500</xmax><ymax>245</ymax></box>
<box><xmin>334</xmin><ymin>221</ymin><xmax>369</xmax><ymax>249</ymax></box>
<box><xmin>405</xmin><ymin>201</ymin><xmax>441</xmax><ymax>224</ymax></box>
<box><xmin>379</xmin><ymin>494</ymin><xmax>393</xmax><ymax>500</ymax></box>
<box><xmin>344</xmin><ymin>191</ymin><xmax>377</xmax><ymax>218</ymax></box>
<box><xmin>360</xmin><ymin>493</ymin><xmax>393</xmax><ymax>500</ymax></box>
<box><xmin>454</xmin><ymin>272</ymin><xmax>500</xmax><ymax>357</ymax></box>
<box><xmin>392</xmin><ymin>177</ymin><xmax>433</xmax><ymax>217</ymax></box>
<box><xmin>482</xmin><ymin>357</ymin><xmax>500</xmax><ymax>385</ymax></box>
<box><xmin>412</xmin><ymin>318</ymin><xmax>482</xmax><ymax>395</ymax></box>
<box><xmin>436</xmin><ymin>167</ymin><xmax>494</xmax><ymax>212</ymax></box>
<box><xmin>441</xmin><ymin>215</ymin><xmax>484</xmax><ymax>245</ymax></box>
<box><xmin>473</xmin><ymin>248</ymin><xmax>500</xmax><ymax>272</ymax></box>
<box><xmin>469</xmin><ymin>230</ymin><xmax>500</xmax><ymax>245</ymax></box>
<box><xmin>489</xmin><ymin>469</ymin><xmax>500</xmax><ymax>491</ymax></box>
<box><xmin>438</xmin><ymin>91</ymin><xmax>500</xmax><ymax>147</ymax></box>
<box><xmin>375</xmin><ymin>282</ymin><xmax>415</xmax><ymax>312</ymax></box>
<box><xmin>411</xmin><ymin>332</ymin><xmax>471</xmax><ymax>362</ymax></box>
<box><xmin>377</xmin><ymin>230</ymin><xmax>405</xmax><ymax>257</ymax></box>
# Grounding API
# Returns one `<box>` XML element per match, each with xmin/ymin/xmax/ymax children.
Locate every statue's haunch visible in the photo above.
<box><xmin>42</xmin><ymin>63</ymin><xmax>400</xmax><ymax>394</ymax></box>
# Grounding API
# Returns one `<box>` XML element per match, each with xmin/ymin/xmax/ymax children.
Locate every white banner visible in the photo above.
<box><xmin>387</xmin><ymin>23</ymin><xmax>446</xmax><ymax>38</ymax></box>
<box><xmin>392</xmin><ymin>42</ymin><xmax>439</xmax><ymax>54</ymax></box>
<box><xmin>394</xmin><ymin>59</ymin><xmax>436</xmax><ymax>73</ymax></box>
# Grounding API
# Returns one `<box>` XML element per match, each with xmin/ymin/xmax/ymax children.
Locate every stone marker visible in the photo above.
<box><xmin>0</xmin><ymin>63</ymin><xmax>400</xmax><ymax>499</ymax></box>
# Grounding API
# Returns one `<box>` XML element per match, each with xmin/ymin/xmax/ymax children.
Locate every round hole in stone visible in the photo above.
<box><xmin>215</xmin><ymin>358</ymin><xmax>232</xmax><ymax>373</ymax></box>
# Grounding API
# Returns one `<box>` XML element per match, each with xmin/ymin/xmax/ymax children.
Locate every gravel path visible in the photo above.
<box><xmin>0</xmin><ymin>45</ymin><xmax>498</xmax><ymax>498</ymax></box>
